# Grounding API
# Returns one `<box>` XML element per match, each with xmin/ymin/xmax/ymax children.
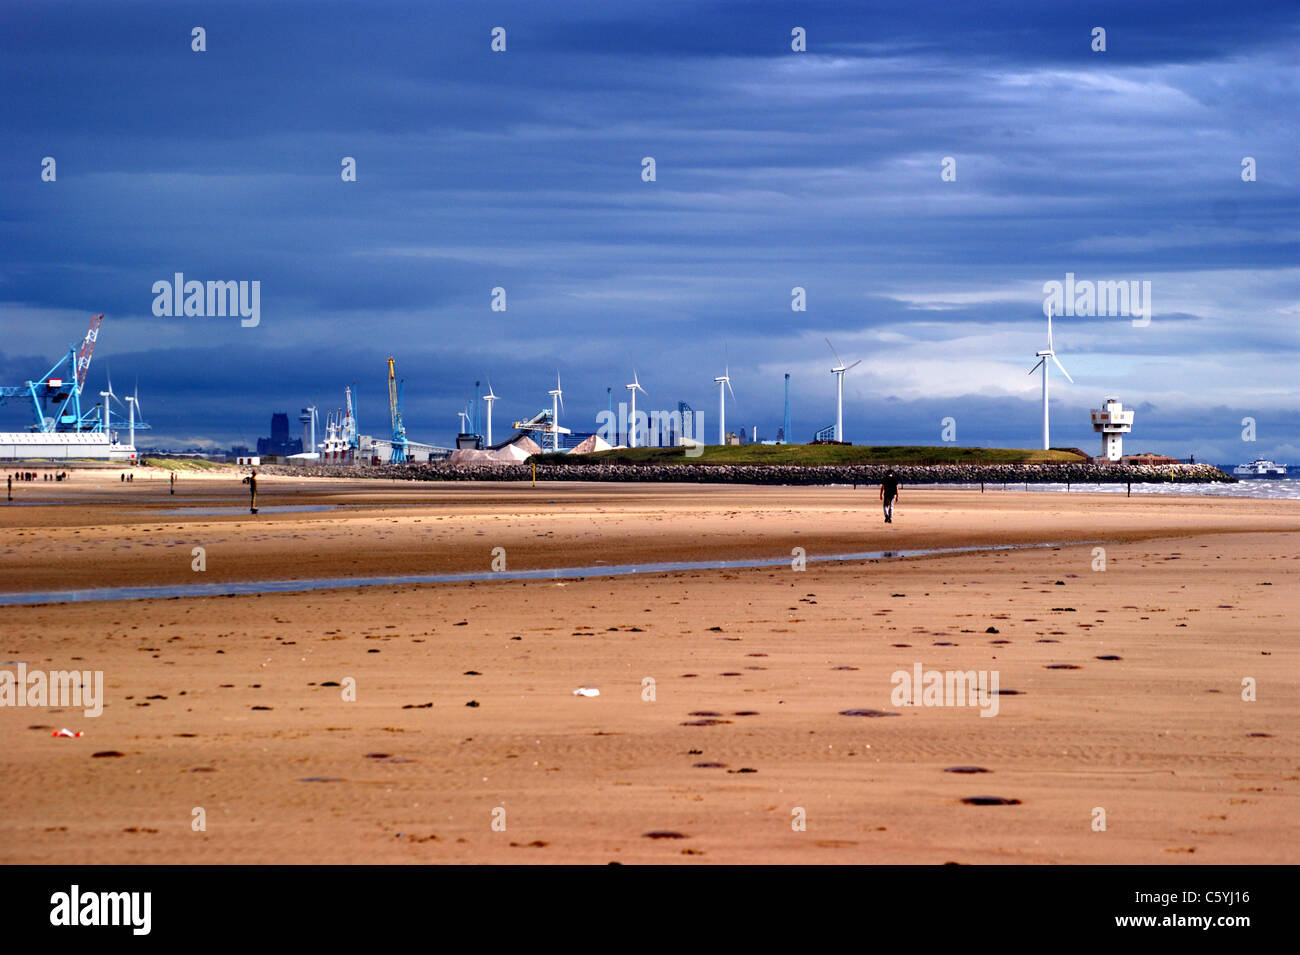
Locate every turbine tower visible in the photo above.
<box><xmin>547</xmin><ymin>372</ymin><xmax>565</xmax><ymax>452</ymax></box>
<box><xmin>124</xmin><ymin>383</ymin><xmax>142</xmax><ymax>458</ymax></box>
<box><xmin>482</xmin><ymin>380</ymin><xmax>498</xmax><ymax>446</ymax></box>
<box><xmin>713</xmin><ymin>358</ymin><xmax>735</xmax><ymax>445</ymax></box>
<box><xmin>99</xmin><ymin>373</ymin><xmax>119</xmax><ymax>434</ymax></box>
<box><xmin>826</xmin><ymin>338</ymin><xmax>861</xmax><ymax>443</ymax></box>
<box><xmin>625</xmin><ymin>369</ymin><xmax>646</xmax><ymax>448</ymax></box>
<box><xmin>1028</xmin><ymin>302</ymin><xmax>1074</xmax><ymax>450</ymax></box>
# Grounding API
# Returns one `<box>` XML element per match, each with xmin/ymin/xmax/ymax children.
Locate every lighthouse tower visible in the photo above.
<box><xmin>1090</xmin><ymin>397</ymin><xmax>1134</xmax><ymax>461</ymax></box>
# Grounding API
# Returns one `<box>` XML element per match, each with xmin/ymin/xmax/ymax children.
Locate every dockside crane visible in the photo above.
<box><xmin>387</xmin><ymin>357</ymin><xmax>408</xmax><ymax>463</ymax></box>
<box><xmin>0</xmin><ymin>313</ymin><xmax>151</xmax><ymax>438</ymax></box>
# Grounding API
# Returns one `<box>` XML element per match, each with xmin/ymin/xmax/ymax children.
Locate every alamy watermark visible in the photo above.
<box><xmin>1043</xmin><ymin>272</ymin><xmax>1151</xmax><ymax>327</ymax></box>
<box><xmin>890</xmin><ymin>663</ymin><xmax>999</xmax><ymax>717</ymax></box>
<box><xmin>595</xmin><ymin>402</ymin><xmax>704</xmax><ymax>455</ymax></box>
<box><xmin>1</xmin><ymin>664</ymin><xmax>104</xmax><ymax>717</ymax></box>
<box><xmin>152</xmin><ymin>273</ymin><xmax>260</xmax><ymax>327</ymax></box>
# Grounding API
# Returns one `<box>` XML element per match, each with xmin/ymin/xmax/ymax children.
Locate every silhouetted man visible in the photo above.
<box><xmin>880</xmin><ymin>469</ymin><xmax>900</xmax><ymax>524</ymax></box>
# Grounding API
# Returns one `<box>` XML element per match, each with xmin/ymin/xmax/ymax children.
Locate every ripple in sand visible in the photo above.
<box><xmin>681</xmin><ymin>718</ymin><xmax>732</xmax><ymax>726</ymax></box>
<box><xmin>832</xmin><ymin>666</ymin><xmax>859</xmax><ymax>671</ymax></box>
<box><xmin>732</xmin><ymin>711</ymin><xmax>759</xmax><ymax>716</ymax></box>
<box><xmin>688</xmin><ymin>711</ymin><xmax>722</xmax><ymax>717</ymax></box>
<box><xmin>693</xmin><ymin>762</ymin><xmax>727</xmax><ymax>768</ymax></box>
<box><xmin>727</xmin><ymin>767</ymin><xmax>758</xmax><ymax>774</ymax></box>
<box><xmin>1095</xmin><ymin>655</ymin><xmax>1122</xmax><ymax>661</ymax></box>
<box><xmin>1044</xmin><ymin>664</ymin><xmax>1081</xmax><ymax>669</ymax></box>
<box><xmin>961</xmin><ymin>796</ymin><xmax>1020</xmax><ymax>805</ymax></box>
<box><xmin>299</xmin><ymin>777</ymin><xmax>344</xmax><ymax>783</ymax></box>
<box><xmin>944</xmin><ymin>766</ymin><xmax>990</xmax><ymax>774</ymax></box>
<box><xmin>840</xmin><ymin>709</ymin><xmax>900</xmax><ymax>718</ymax></box>
<box><xmin>1246</xmin><ymin>732</ymin><xmax>1273</xmax><ymax>738</ymax></box>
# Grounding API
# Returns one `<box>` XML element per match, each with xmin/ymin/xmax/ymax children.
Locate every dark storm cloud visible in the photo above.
<box><xmin>1</xmin><ymin>0</ymin><xmax>1296</xmax><ymax>459</ymax></box>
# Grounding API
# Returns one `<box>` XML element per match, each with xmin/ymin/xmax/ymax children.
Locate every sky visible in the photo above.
<box><xmin>1</xmin><ymin>0</ymin><xmax>1297</xmax><ymax>463</ymax></box>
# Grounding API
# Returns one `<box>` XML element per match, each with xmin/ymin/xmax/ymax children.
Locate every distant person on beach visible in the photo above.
<box><xmin>248</xmin><ymin>469</ymin><xmax>258</xmax><ymax>513</ymax></box>
<box><xmin>170</xmin><ymin>471</ymin><xmax>176</xmax><ymax>494</ymax></box>
<box><xmin>880</xmin><ymin>469</ymin><xmax>900</xmax><ymax>523</ymax></box>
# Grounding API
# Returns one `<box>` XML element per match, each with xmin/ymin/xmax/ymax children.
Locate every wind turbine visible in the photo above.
<box><xmin>457</xmin><ymin>409</ymin><xmax>471</xmax><ymax>434</ymax></box>
<box><xmin>713</xmin><ymin>349</ymin><xmax>735</xmax><ymax>445</ymax></box>
<box><xmin>99</xmin><ymin>371</ymin><xmax>121</xmax><ymax>433</ymax></box>
<box><xmin>826</xmin><ymin>338</ymin><xmax>861</xmax><ymax>442</ymax></box>
<box><xmin>481</xmin><ymin>379</ymin><xmax>498</xmax><ymax>446</ymax></box>
<box><xmin>124</xmin><ymin>380</ymin><xmax>142</xmax><ymax>457</ymax></box>
<box><xmin>625</xmin><ymin>368</ymin><xmax>646</xmax><ymax>448</ymax></box>
<box><xmin>1028</xmin><ymin>301</ymin><xmax>1073</xmax><ymax>450</ymax></box>
<box><xmin>547</xmin><ymin>372</ymin><xmax>565</xmax><ymax>452</ymax></box>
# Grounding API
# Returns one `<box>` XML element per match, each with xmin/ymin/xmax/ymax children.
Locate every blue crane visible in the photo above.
<box><xmin>387</xmin><ymin>357</ymin><xmax>408</xmax><ymax>462</ymax></box>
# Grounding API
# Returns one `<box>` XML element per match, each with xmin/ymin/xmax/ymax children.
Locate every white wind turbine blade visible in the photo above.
<box><xmin>1051</xmin><ymin>353</ymin><xmax>1074</xmax><ymax>384</ymax></box>
<box><xmin>825</xmin><ymin>337</ymin><xmax>845</xmax><ymax>369</ymax></box>
<box><xmin>132</xmin><ymin>380</ymin><xmax>144</xmax><ymax>418</ymax></box>
<box><xmin>1046</xmin><ymin>301</ymin><xmax>1056</xmax><ymax>353</ymax></box>
<box><xmin>726</xmin><ymin>377</ymin><xmax>736</xmax><ymax>401</ymax></box>
<box><xmin>844</xmin><ymin>359</ymin><xmax>862</xmax><ymax>372</ymax></box>
<box><xmin>1028</xmin><ymin>358</ymin><xmax>1045</xmax><ymax>375</ymax></box>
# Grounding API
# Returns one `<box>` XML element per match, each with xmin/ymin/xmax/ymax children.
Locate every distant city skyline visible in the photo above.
<box><xmin>2</xmin><ymin>1</ymin><xmax>1296</xmax><ymax>462</ymax></box>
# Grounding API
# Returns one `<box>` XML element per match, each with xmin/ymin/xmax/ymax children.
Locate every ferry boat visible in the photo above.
<box><xmin>1234</xmin><ymin>458</ymin><xmax>1288</xmax><ymax>476</ymax></box>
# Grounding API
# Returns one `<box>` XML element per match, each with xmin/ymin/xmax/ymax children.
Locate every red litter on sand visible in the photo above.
<box><xmin>51</xmin><ymin>728</ymin><xmax>83</xmax><ymax>738</ymax></box>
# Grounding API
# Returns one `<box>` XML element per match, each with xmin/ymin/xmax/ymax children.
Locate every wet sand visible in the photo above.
<box><xmin>1</xmin><ymin>471</ymin><xmax>1297</xmax><ymax>863</ymax></box>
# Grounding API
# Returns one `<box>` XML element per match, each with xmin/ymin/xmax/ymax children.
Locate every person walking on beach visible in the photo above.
<box><xmin>170</xmin><ymin>471</ymin><xmax>176</xmax><ymax>495</ymax></box>
<box><xmin>248</xmin><ymin>468</ymin><xmax>258</xmax><ymax>514</ymax></box>
<box><xmin>880</xmin><ymin>468</ymin><xmax>900</xmax><ymax>523</ymax></box>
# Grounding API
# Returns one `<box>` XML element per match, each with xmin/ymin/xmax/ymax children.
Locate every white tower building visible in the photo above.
<box><xmin>1090</xmin><ymin>397</ymin><xmax>1134</xmax><ymax>461</ymax></box>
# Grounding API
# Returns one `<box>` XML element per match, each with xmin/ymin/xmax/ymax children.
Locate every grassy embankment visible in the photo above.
<box><xmin>141</xmin><ymin>457</ymin><xmax>228</xmax><ymax>471</ymax></box>
<box><xmin>530</xmin><ymin>445</ymin><xmax>1088</xmax><ymax>466</ymax></box>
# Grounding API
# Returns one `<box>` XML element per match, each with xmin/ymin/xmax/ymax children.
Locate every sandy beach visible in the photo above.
<box><xmin>1</xmin><ymin>469</ymin><xmax>1296</xmax><ymax>863</ymax></box>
